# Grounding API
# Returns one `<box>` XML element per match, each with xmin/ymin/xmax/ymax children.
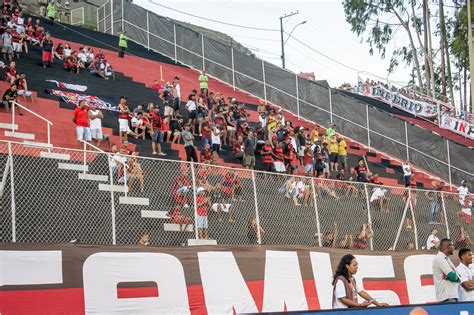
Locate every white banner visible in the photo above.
<box><xmin>441</xmin><ymin>115</ymin><xmax>474</xmax><ymax>140</ymax></box>
<box><xmin>358</xmin><ymin>82</ymin><xmax>439</xmax><ymax>118</ymax></box>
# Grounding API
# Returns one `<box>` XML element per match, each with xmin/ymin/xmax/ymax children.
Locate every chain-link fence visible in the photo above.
<box><xmin>94</xmin><ymin>0</ymin><xmax>473</xmax><ymax>187</ymax></box>
<box><xmin>1</xmin><ymin>141</ymin><xmax>472</xmax><ymax>250</ymax></box>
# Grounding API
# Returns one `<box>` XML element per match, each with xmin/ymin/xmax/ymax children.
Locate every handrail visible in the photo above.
<box><xmin>79</xmin><ymin>140</ymin><xmax>129</xmax><ymax>169</ymax></box>
<box><xmin>11</xmin><ymin>100</ymin><xmax>53</xmax><ymax>148</ymax></box>
<box><xmin>12</xmin><ymin>101</ymin><xmax>53</xmax><ymax>125</ymax></box>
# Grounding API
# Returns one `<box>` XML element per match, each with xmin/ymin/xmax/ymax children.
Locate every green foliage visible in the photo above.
<box><xmin>450</xmin><ymin>4</ymin><xmax>469</xmax><ymax>70</ymax></box>
<box><xmin>342</xmin><ymin>0</ymin><xmax>404</xmax><ymax>58</ymax></box>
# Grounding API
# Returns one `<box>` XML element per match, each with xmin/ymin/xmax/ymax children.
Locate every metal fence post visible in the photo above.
<box><xmin>146</xmin><ymin>11</ymin><xmax>150</xmax><ymax>50</ymax></box>
<box><xmin>201</xmin><ymin>34</ymin><xmax>205</xmax><ymax>71</ymax></box>
<box><xmin>404</xmin><ymin>121</ymin><xmax>409</xmax><ymax>160</ymax></box>
<box><xmin>364</xmin><ymin>183</ymin><xmax>373</xmax><ymax>250</ymax></box>
<box><xmin>121</xmin><ymin>0</ymin><xmax>124</xmax><ymax>33</ymax></box>
<box><xmin>328</xmin><ymin>88</ymin><xmax>333</xmax><ymax>123</ymax></box>
<box><xmin>366</xmin><ymin>105</ymin><xmax>371</xmax><ymax>151</ymax></box>
<box><xmin>231</xmin><ymin>47</ymin><xmax>235</xmax><ymax>91</ymax></box>
<box><xmin>409</xmin><ymin>189</ymin><xmax>419</xmax><ymax>250</ymax></box>
<box><xmin>262</xmin><ymin>60</ymin><xmax>267</xmax><ymax>104</ymax></box>
<box><xmin>295</xmin><ymin>74</ymin><xmax>300</xmax><ymax>120</ymax></box>
<box><xmin>110</xmin><ymin>0</ymin><xmax>114</xmax><ymax>35</ymax></box>
<box><xmin>446</xmin><ymin>140</ymin><xmax>452</xmax><ymax>187</ymax></box>
<box><xmin>96</xmin><ymin>7</ymin><xmax>99</xmax><ymax>31</ymax></box>
<box><xmin>392</xmin><ymin>196</ymin><xmax>411</xmax><ymax>250</ymax></box>
<box><xmin>310</xmin><ymin>179</ymin><xmax>322</xmax><ymax>247</ymax></box>
<box><xmin>83</xmin><ymin>141</ymin><xmax>87</xmax><ymax>174</ymax></box>
<box><xmin>173</xmin><ymin>24</ymin><xmax>177</xmax><ymax>63</ymax></box>
<box><xmin>441</xmin><ymin>192</ymin><xmax>449</xmax><ymax>238</ymax></box>
<box><xmin>251</xmin><ymin>171</ymin><xmax>262</xmax><ymax>244</ymax></box>
<box><xmin>8</xmin><ymin>142</ymin><xmax>16</xmax><ymax>242</ymax></box>
<box><xmin>190</xmin><ymin>163</ymin><xmax>199</xmax><ymax>241</ymax></box>
<box><xmin>108</xmin><ymin>156</ymin><xmax>117</xmax><ymax>245</ymax></box>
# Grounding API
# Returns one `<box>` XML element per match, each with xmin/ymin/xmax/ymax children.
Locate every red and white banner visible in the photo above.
<box><xmin>46</xmin><ymin>80</ymin><xmax>88</xmax><ymax>92</ymax></box>
<box><xmin>441</xmin><ymin>115</ymin><xmax>474</xmax><ymax>140</ymax></box>
<box><xmin>0</xmin><ymin>243</ymin><xmax>446</xmax><ymax>314</ymax></box>
<box><xmin>47</xmin><ymin>89</ymin><xmax>117</xmax><ymax>111</ymax></box>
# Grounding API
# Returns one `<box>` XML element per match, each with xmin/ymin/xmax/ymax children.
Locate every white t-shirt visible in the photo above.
<box><xmin>175</xmin><ymin>83</ymin><xmax>181</xmax><ymax>98</ymax></box>
<box><xmin>456</xmin><ymin>263</ymin><xmax>474</xmax><ymax>302</ymax></box>
<box><xmin>78</xmin><ymin>52</ymin><xmax>87</xmax><ymax>62</ymax></box>
<box><xmin>333</xmin><ymin>278</ymin><xmax>361</xmax><ymax>309</ymax></box>
<box><xmin>432</xmin><ymin>251</ymin><xmax>459</xmax><ymax>301</ymax></box>
<box><xmin>462</xmin><ymin>201</ymin><xmax>472</xmax><ymax>216</ymax></box>
<box><xmin>402</xmin><ymin>164</ymin><xmax>411</xmax><ymax>176</ymax></box>
<box><xmin>111</xmin><ymin>153</ymin><xmax>127</xmax><ymax>169</ymax></box>
<box><xmin>458</xmin><ymin>186</ymin><xmax>469</xmax><ymax>203</ymax></box>
<box><xmin>89</xmin><ymin>110</ymin><xmax>102</xmax><ymax>129</ymax></box>
<box><xmin>426</xmin><ymin>234</ymin><xmax>440</xmax><ymax>250</ymax></box>
<box><xmin>211</xmin><ymin>128</ymin><xmax>221</xmax><ymax>145</ymax></box>
<box><xmin>131</xmin><ymin>117</ymin><xmax>143</xmax><ymax>127</ymax></box>
<box><xmin>370</xmin><ymin>188</ymin><xmax>387</xmax><ymax>202</ymax></box>
<box><xmin>211</xmin><ymin>203</ymin><xmax>231</xmax><ymax>213</ymax></box>
<box><xmin>186</xmin><ymin>100</ymin><xmax>196</xmax><ymax>111</ymax></box>
<box><xmin>63</xmin><ymin>47</ymin><xmax>72</xmax><ymax>57</ymax></box>
<box><xmin>295</xmin><ymin>181</ymin><xmax>305</xmax><ymax>195</ymax></box>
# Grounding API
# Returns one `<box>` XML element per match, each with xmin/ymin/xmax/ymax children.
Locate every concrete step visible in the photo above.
<box><xmin>0</xmin><ymin>123</ymin><xmax>18</xmax><ymax>130</ymax></box>
<box><xmin>40</xmin><ymin>152</ymin><xmax>71</xmax><ymax>160</ymax></box>
<box><xmin>58</xmin><ymin>163</ymin><xmax>88</xmax><ymax>172</ymax></box>
<box><xmin>141</xmin><ymin>210</ymin><xmax>169</xmax><ymax>219</ymax></box>
<box><xmin>78</xmin><ymin>173</ymin><xmax>109</xmax><ymax>181</ymax></box>
<box><xmin>119</xmin><ymin>196</ymin><xmax>150</xmax><ymax>206</ymax></box>
<box><xmin>5</xmin><ymin>131</ymin><xmax>35</xmax><ymax>140</ymax></box>
<box><xmin>98</xmin><ymin>183</ymin><xmax>128</xmax><ymax>193</ymax></box>
<box><xmin>163</xmin><ymin>223</ymin><xmax>193</xmax><ymax>232</ymax></box>
<box><xmin>22</xmin><ymin>141</ymin><xmax>53</xmax><ymax>148</ymax></box>
<box><xmin>187</xmin><ymin>239</ymin><xmax>217</xmax><ymax>246</ymax></box>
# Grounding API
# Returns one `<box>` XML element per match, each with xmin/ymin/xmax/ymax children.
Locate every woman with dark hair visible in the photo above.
<box><xmin>332</xmin><ymin>254</ymin><xmax>388</xmax><ymax>309</ymax></box>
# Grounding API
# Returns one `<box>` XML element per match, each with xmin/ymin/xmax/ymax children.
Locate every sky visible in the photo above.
<box><xmin>133</xmin><ymin>0</ymin><xmax>451</xmax><ymax>89</ymax></box>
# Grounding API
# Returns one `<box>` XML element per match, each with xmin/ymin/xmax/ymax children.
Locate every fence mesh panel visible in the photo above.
<box><xmin>1</xmin><ymin>142</ymin><xmax>472</xmax><ymax>250</ymax></box>
<box><xmin>11</xmin><ymin>144</ymin><xmax>113</xmax><ymax>244</ymax></box>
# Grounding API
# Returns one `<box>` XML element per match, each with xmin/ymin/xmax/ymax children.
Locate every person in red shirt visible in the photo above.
<box><xmin>232</xmin><ymin>135</ymin><xmax>244</xmax><ymax>160</ymax></box>
<box><xmin>167</xmin><ymin>205</ymin><xmax>190</xmax><ymax>232</ymax></box>
<box><xmin>196</xmin><ymin>191</ymin><xmax>209</xmax><ymax>239</ymax></box>
<box><xmin>200</xmin><ymin>116</ymin><xmax>212</xmax><ymax>150</ymax></box>
<box><xmin>200</xmin><ymin>143</ymin><xmax>214</xmax><ymax>164</ymax></box>
<box><xmin>273</xmin><ymin>141</ymin><xmax>286</xmax><ymax>173</ymax></box>
<box><xmin>303</xmin><ymin>143</ymin><xmax>314</xmax><ymax>176</ymax></box>
<box><xmin>261</xmin><ymin>140</ymin><xmax>273</xmax><ymax>172</ymax></box>
<box><xmin>284</xmin><ymin>144</ymin><xmax>299</xmax><ymax>174</ymax></box>
<box><xmin>150</xmin><ymin>80</ymin><xmax>162</xmax><ymax>94</ymax></box>
<box><xmin>72</xmin><ymin>100</ymin><xmax>91</xmax><ymax>148</ymax></box>
<box><xmin>150</xmin><ymin>106</ymin><xmax>166</xmax><ymax>156</ymax></box>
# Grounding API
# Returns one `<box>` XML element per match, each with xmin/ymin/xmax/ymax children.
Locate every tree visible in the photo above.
<box><xmin>342</xmin><ymin>0</ymin><xmax>424</xmax><ymax>91</ymax></box>
<box><xmin>450</xmin><ymin>3</ymin><xmax>469</xmax><ymax>110</ymax></box>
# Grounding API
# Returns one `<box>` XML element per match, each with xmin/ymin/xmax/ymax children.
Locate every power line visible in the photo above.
<box><xmin>284</xmin><ymin>31</ymin><xmax>360</xmax><ymax>72</ymax></box>
<box><xmin>147</xmin><ymin>0</ymin><xmax>280</xmax><ymax>32</ymax></box>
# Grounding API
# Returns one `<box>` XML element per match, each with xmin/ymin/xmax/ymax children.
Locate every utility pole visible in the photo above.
<box><xmin>279</xmin><ymin>11</ymin><xmax>299</xmax><ymax>69</ymax></box>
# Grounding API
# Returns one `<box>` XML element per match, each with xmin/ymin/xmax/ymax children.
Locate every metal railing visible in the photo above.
<box><xmin>1</xmin><ymin>140</ymin><xmax>472</xmax><ymax>250</ymax></box>
<box><xmin>70</xmin><ymin>7</ymin><xmax>85</xmax><ymax>26</ymax></box>
<box><xmin>11</xmin><ymin>101</ymin><xmax>53</xmax><ymax>148</ymax></box>
<box><xmin>94</xmin><ymin>0</ymin><xmax>473</xmax><ymax>186</ymax></box>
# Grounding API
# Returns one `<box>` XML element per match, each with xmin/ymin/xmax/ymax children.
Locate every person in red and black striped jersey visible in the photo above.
<box><xmin>273</xmin><ymin>141</ymin><xmax>286</xmax><ymax>174</ymax></box>
<box><xmin>261</xmin><ymin>140</ymin><xmax>274</xmax><ymax>172</ymax></box>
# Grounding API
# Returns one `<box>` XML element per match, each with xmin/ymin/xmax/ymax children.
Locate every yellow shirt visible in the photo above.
<box><xmin>338</xmin><ymin>140</ymin><xmax>347</xmax><ymax>156</ymax></box>
<box><xmin>329</xmin><ymin>139</ymin><xmax>338</xmax><ymax>154</ymax></box>
<box><xmin>322</xmin><ymin>135</ymin><xmax>330</xmax><ymax>145</ymax></box>
<box><xmin>310</xmin><ymin>129</ymin><xmax>319</xmax><ymax>144</ymax></box>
